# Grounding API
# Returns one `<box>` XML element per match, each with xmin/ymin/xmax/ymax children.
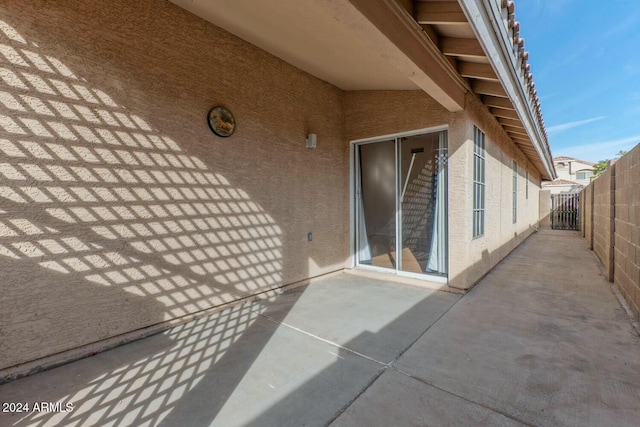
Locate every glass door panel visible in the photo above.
<box><xmin>356</xmin><ymin>140</ymin><xmax>396</xmax><ymax>269</ymax></box>
<box><xmin>399</xmin><ymin>131</ymin><xmax>448</xmax><ymax>276</ymax></box>
<box><xmin>355</xmin><ymin>130</ymin><xmax>448</xmax><ymax>277</ymax></box>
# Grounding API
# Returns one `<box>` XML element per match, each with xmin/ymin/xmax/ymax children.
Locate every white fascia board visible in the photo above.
<box><xmin>458</xmin><ymin>0</ymin><xmax>556</xmax><ymax>180</ymax></box>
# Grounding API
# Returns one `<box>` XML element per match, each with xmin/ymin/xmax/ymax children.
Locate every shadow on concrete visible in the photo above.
<box><xmin>0</xmin><ymin>3</ymin><xmax>613</xmax><ymax>427</ymax></box>
<box><xmin>0</xmin><ymin>274</ymin><xmax>461</xmax><ymax>427</ymax></box>
<box><xmin>254</xmin><ymin>231</ymin><xmax>640</xmax><ymax>427</ymax></box>
<box><xmin>1</xmin><ymin>228</ymin><xmax>558</xmax><ymax>426</ymax></box>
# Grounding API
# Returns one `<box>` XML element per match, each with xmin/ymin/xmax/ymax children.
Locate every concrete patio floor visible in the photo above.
<box><xmin>1</xmin><ymin>229</ymin><xmax>639</xmax><ymax>426</ymax></box>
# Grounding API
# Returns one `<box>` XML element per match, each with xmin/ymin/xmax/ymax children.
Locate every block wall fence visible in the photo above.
<box><xmin>581</xmin><ymin>144</ymin><xmax>640</xmax><ymax>322</ymax></box>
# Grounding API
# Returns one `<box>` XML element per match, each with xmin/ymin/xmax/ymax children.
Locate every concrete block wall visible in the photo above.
<box><xmin>613</xmin><ymin>147</ymin><xmax>640</xmax><ymax>321</ymax></box>
<box><xmin>582</xmin><ymin>144</ymin><xmax>640</xmax><ymax>322</ymax></box>
<box><xmin>592</xmin><ymin>167</ymin><xmax>614</xmax><ymax>279</ymax></box>
<box><xmin>583</xmin><ymin>184</ymin><xmax>594</xmax><ymax>246</ymax></box>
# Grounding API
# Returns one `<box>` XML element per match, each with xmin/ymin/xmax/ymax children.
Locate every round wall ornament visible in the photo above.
<box><xmin>207</xmin><ymin>106</ymin><xmax>236</xmax><ymax>137</ymax></box>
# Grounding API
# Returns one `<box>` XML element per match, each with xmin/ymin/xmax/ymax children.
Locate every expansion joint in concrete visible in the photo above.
<box><xmin>389</xmin><ymin>286</ymin><xmax>465</xmax><ymax>366</ymax></box>
<box><xmin>326</xmin><ymin>367</ymin><xmax>387</xmax><ymax>425</ymax></box>
<box><xmin>253</xmin><ymin>310</ymin><xmax>389</xmax><ymax>368</ymax></box>
<box><xmin>249</xmin><ymin>308</ymin><xmax>393</xmax><ymax>425</ymax></box>
<box><xmin>391</xmin><ymin>368</ymin><xmax>541</xmax><ymax>427</ymax></box>
<box><xmin>247</xmin><ymin>283</ymin><xmax>468</xmax><ymax>425</ymax></box>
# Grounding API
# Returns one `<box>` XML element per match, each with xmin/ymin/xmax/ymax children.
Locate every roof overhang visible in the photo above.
<box><xmin>170</xmin><ymin>0</ymin><xmax>556</xmax><ymax>179</ymax></box>
<box><xmin>170</xmin><ymin>0</ymin><xmax>467</xmax><ymax>110</ymax></box>
<box><xmin>456</xmin><ymin>0</ymin><xmax>555</xmax><ymax>179</ymax></box>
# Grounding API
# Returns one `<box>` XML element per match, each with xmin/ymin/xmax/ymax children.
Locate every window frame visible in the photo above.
<box><xmin>473</xmin><ymin>126</ymin><xmax>486</xmax><ymax>238</ymax></box>
<box><xmin>576</xmin><ymin>170</ymin><xmax>593</xmax><ymax>180</ymax></box>
<box><xmin>512</xmin><ymin>160</ymin><xmax>518</xmax><ymax>224</ymax></box>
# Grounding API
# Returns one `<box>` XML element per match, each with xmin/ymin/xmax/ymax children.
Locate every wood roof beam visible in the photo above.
<box><xmin>517</xmin><ymin>143</ymin><xmax>535</xmax><ymax>148</ymax></box>
<box><xmin>441</xmin><ymin>37</ymin><xmax>485</xmax><ymax>58</ymax></box>
<box><xmin>414</xmin><ymin>1</ymin><xmax>468</xmax><ymax>24</ymax></box>
<box><xmin>472</xmin><ymin>80</ymin><xmax>507</xmax><ymax>97</ymax></box>
<box><xmin>482</xmin><ymin>95</ymin><xmax>514</xmax><ymax>109</ymax></box>
<box><xmin>515</xmin><ymin>147</ymin><xmax>536</xmax><ymax>155</ymax></box>
<box><xmin>348</xmin><ymin>0</ymin><xmax>467</xmax><ymax>111</ymax></box>
<box><xmin>497</xmin><ymin>117</ymin><xmax>524</xmax><ymax>128</ymax></box>
<box><xmin>490</xmin><ymin>107</ymin><xmax>519</xmax><ymax>119</ymax></box>
<box><xmin>420</xmin><ymin>24</ymin><xmax>440</xmax><ymax>45</ymax></box>
<box><xmin>504</xmin><ymin>126</ymin><xmax>529</xmax><ymax>137</ymax></box>
<box><xmin>458</xmin><ymin>62</ymin><xmax>498</xmax><ymax>81</ymax></box>
<box><xmin>511</xmin><ymin>136</ymin><xmax>532</xmax><ymax>145</ymax></box>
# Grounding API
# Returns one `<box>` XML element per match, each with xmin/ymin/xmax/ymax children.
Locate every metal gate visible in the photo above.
<box><xmin>551</xmin><ymin>193</ymin><xmax>580</xmax><ymax>230</ymax></box>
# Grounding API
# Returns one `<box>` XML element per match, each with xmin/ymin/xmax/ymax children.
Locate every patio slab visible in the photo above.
<box><xmin>331</xmin><ymin>369</ymin><xmax>525</xmax><ymax>427</ymax></box>
<box><xmin>391</xmin><ymin>230</ymin><xmax>640</xmax><ymax>427</ymax></box>
<box><xmin>251</xmin><ymin>273</ymin><xmax>461</xmax><ymax>363</ymax></box>
<box><xmin>0</xmin><ymin>274</ymin><xmax>457</xmax><ymax>427</ymax></box>
<box><xmin>1</xmin><ymin>230</ymin><xmax>639</xmax><ymax>427</ymax></box>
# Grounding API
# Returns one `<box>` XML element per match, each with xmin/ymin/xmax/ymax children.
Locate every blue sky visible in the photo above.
<box><xmin>516</xmin><ymin>0</ymin><xmax>640</xmax><ymax>163</ymax></box>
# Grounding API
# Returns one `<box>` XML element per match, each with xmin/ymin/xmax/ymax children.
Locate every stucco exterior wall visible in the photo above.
<box><xmin>539</xmin><ymin>190</ymin><xmax>551</xmax><ymax>228</ymax></box>
<box><xmin>555</xmin><ymin>159</ymin><xmax>594</xmax><ymax>179</ymax></box>
<box><xmin>461</xmin><ymin>95</ymin><xmax>541</xmax><ymax>289</ymax></box>
<box><xmin>344</xmin><ymin>90</ymin><xmax>470</xmax><ymax>290</ymax></box>
<box><xmin>0</xmin><ymin>0</ymin><xmax>348</xmax><ymax>372</ymax></box>
<box><xmin>0</xmin><ymin>0</ymin><xmax>551</xmax><ymax>374</ymax></box>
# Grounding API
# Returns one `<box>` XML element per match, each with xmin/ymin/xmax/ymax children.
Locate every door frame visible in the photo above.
<box><xmin>349</xmin><ymin>125</ymin><xmax>449</xmax><ymax>283</ymax></box>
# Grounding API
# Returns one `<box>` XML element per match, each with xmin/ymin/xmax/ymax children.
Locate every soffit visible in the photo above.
<box><xmin>169</xmin><ymin>0</ymin><xmax>418</xmax><ymax>90</ymax></box>
<box><xmin>413</xmin><ymin>0</ymin><xmax>554</xmax><ymax>180</ymax></box>
<box><xmin>170</xmin><ymin>0</ymin><xmax>554</xmax><ymax>179</ymax></box>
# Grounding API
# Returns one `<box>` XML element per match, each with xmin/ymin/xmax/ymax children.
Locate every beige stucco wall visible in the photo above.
<box><xmin>539</xmin><ymin>190</ymin><xmax>551</xmax><ymax>228</ymax></box>
<box><xmin>555</xmin><ymin>159</ymin><xmax>594</xmax><ymax>185</ymax></box>
<box><xmin>459</xmin><ymin>95</ymin><xmax>541</xmax><ymax>289</ymax></box>
<box><xmin>0</xmin><ymin>0</ymin><xmax>349</xmax><ymax>372</ymax></box>
<box><xmin>344</xmin><ymin>90</ymin><xmax>469</xmax><ymax>290</ymax></box>
<box><xmin>0</xmin><ymin>0</ymin><xmax>549</xmax><ymax>373</ymax></box>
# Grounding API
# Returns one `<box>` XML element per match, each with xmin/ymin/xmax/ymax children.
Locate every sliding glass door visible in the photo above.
<box><xmin>355</xmin><ymin>129</ymin><xmax>448</xmax><ymax>279</ymax></box>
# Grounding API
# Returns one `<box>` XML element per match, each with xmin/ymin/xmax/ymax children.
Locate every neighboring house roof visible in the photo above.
<box><xmin>542</xmin><ymin>179</ymin><xmax>583</xmax><ymax>187</ymax></box>
<box><xmin>171</xmin><ymin>0</ymin><xmax>556</xmax><ymax>181</ymax></box>
<box><xmin>553</xmin><ymin>156</ymin><xmax>595</xmax><ymax>166</ymax></box>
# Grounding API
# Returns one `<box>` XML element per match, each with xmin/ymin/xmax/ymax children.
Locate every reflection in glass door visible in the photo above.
<box><xmin>356</xmin><ymin>139</ymin><xmax>396</xmax><ymax>268</ymax></box>
<box><xmin>355</xmin><ymin>130</ymin><xmax>448</xmax><ymax>278</ymax></box>
<box><xmin>399</xmin><ymin>132</ymin><xmax>448</xmax><ymax>276</ymax></box>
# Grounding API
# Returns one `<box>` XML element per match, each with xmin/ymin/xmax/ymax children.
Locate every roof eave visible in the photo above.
<box><xmin>458</xmin><ymin>0</ymin><xmax>556</xmax><ymax>180</ymax></box>
<box><xmin>348</xmin><ymin>0</ymin><xmax>469</xmax><ymax>111</ymax></box>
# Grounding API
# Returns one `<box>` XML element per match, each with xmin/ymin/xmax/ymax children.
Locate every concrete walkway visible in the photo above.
<box><xmin>1</xmin><ymin>229</ymin><xmax>639</xmax><ymax>426</ymax></box>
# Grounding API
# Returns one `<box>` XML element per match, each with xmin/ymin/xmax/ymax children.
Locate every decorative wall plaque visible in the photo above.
<box><xmin>207</xmin><ymin>106</ymin><xmax>236</xmax><ymax>137</ymax></box>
